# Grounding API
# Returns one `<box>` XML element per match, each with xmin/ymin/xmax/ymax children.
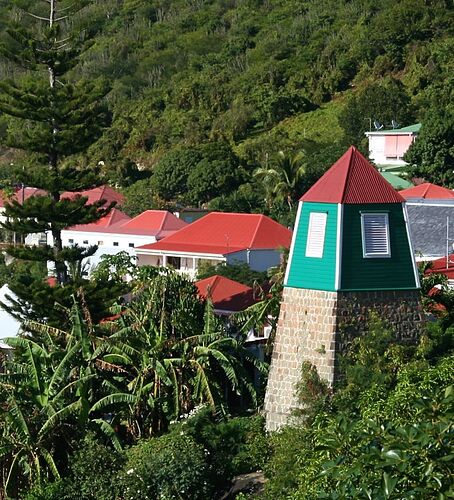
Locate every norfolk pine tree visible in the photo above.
<box><xmin>0</xmin><ymin>0</ymin><xmax>124</xmax><ymax>324</ymax></box>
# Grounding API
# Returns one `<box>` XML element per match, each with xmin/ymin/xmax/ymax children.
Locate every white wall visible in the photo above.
<box><xmin>48</xmin><ymin>230</ymin><xmax>158</xmax><ymax>251</ymax></box>
<box><xmin>367</xmin><ymin>134</ymin><xmax>412</xmax><ymax>167</ymax></box>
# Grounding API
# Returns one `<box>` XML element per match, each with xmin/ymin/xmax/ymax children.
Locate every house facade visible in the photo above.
<box><xmin>51</xmin><ymin>209</ymin><xmax>188</xmax><ymax>251</ymax></box>
<box><xmin>365</xmin><ymin>123</ymin><xmax>421</xmax><ymax>171</ymax></box>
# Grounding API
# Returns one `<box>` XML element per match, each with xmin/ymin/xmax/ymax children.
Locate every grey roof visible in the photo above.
<box><xmin>406</xmin><ymin>204</ymin><xmax>454</xmax><ymax>258</ymax></box>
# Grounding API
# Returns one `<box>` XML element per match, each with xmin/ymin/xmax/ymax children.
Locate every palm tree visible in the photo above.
<box><xmin>93</xmin><ymin>270</ymin><xmax>266</xmax><ymax>438</ymax></box>
<box><xmin>0</xmin><ymin>298</ymin><xmax>120</xmax><ymax>496</ymax></box>
<box><xmin>254</xmin><ymin>151</ymin><xmax>306</xmax><ymax>210</ymax></box>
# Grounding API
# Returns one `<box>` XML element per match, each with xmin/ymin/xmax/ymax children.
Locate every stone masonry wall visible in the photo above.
<box><xmin>264</xmin><ymin>288</ymin><xmax>338</xmax><ymax>431</ymax></box>
<box><xmin>265</xmin><ymin>288</ymin><xmax>424</xmax><ymax>431</ymax></box>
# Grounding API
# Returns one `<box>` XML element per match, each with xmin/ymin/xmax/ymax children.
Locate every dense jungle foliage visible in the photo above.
<box><xmin>0</xmin><ymin>0</ymin><xmax>453</xmax><ymax>218</ymax></box>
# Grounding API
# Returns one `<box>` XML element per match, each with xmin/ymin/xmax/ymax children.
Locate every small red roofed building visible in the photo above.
<box><xmin>195</xmin><ymin>275</ymin><xmax>256</xmax><ymax>314</ymax></box>
<box><xmin>54</xmin><ymin>209</ymin><xmax>187</xmax><ymax>251</ymax></box>
<box><xmin>0</xmin><ymin>185</ymin><xmax>125</xmax><ymax>245</ymax></box>
<box><xmin>196</xmin><ymin>274</ymin><xmax>272</xmax><ymax>353</ymax></box>
<box><xmin>135</xmin><ymin>212</ymin><xmax>292</xmax><ymax>278</ymax></box>
<box><xmin>399</xmin><ymin>183</ymin><xmax>454</xmax><ymax>201</ymax></box>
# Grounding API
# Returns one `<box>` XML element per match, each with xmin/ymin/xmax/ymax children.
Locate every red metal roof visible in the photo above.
<box><xmin>120</xmin><ymin>210</ymin><xmax>187</xmax><ymax>236</ymax></box>
<box><xmin>68</xmin><ymin>209</ymin><xmax>187</xmax><ymax>238</ymax></box>
<box><xmin>301</xmin><ymin>146</ymin><xmax>404</xmax><ymax>204</ymax></box>
<box><xmin>69</xmin><ymin>208</ymin><xmax>131</xmax><ymax>232</ymax></box>
<box><xmin>0</xmin><ymin>185</ymin><xmax>124</xmax><ymax>208</ymax></box>
<box><xmin>136</xmin><ymin>212</ymin><xmax>292</xmax><ymax>255</ymax></box>
<box><xmin>195</xmin><ymin>275</ymin><xmax>257</xmax><ymax>312</ymax></box>
<box><xmin>0</xmin><ymin>187</ymin><xmax>47</xmax><ymax>208</ymax></box>
<box><xmin>425</xmin><ymin>254</ymin><xmax>454</xmax><ymax>280</ymax></box>
<box><xmin>399</xmin><ymin>183</ymin><xmax>454</xmax><ymax>200</ymax></box>
<box><xmin>62</xmin><ymin>185</ymin><xmax>125</xmax><ymax>207</ymax></box>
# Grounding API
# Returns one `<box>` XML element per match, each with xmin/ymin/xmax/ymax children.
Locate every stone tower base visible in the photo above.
<box><xmin>264</xmin><ymin>287</ymin><xmax>424</xmax><ymax>431</ymax></box>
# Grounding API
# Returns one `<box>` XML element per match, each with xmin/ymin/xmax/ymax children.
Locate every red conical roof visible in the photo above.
<box><xmin>301</xmin><ymin>146</ymin><xmax>404</xmax><ymax>204</ymax></box>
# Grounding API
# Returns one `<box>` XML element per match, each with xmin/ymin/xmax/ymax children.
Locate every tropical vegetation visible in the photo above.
<box><xmin>0</xmin><ymin>0</ymin><xmax>453</xmax><ymax>498</ymax></box>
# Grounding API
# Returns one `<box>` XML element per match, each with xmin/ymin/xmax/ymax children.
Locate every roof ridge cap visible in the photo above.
<box><xmin>422</xmin><ymin>183</ymin><xmax>431</xmax><ymax>197</ymax></box>
<box><xmin>340</xmin><ymin>147</ymin><xmax>355</xmax><ymax>203</ymax></box>
<box><xmin>159</xmin><ymin>211</ymin><xmax>168</xmax><ymax>230</ymax></box>
<box><xmin>249</xmin><ymin>214</ymin><xmax>265</xmax><ymax>247</ymax></box>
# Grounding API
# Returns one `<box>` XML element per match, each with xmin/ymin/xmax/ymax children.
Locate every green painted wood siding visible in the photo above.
<box><xmin>340</xmin><ymin>203</ymin><xmax>417</xmax><ymax>290</ymax></box>
<box><xmin>286</xmin><ymin>202</ymin><xmax>338</xmax><ymax>291</ymax></box>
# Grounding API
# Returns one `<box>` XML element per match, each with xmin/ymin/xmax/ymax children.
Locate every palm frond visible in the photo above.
<box><xmin>91</xmin><ymin>418</ymin><xmax>122</xmax><ymax>452</ymax></box>
<box><xmin>90</xmin><ymin>392</ymin><xmax>136</xmax><ymax>413</ymax></box>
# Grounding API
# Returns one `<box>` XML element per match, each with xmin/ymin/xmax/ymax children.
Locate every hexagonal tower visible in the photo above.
<box><xmin>265</xmin><ymin>146</ymin><xmax>424</xmax><ymax>431</ymax></box>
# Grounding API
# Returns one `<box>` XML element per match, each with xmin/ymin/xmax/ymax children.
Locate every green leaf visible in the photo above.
<box><xmin>382</xmin><ymin>450</ymin><xmax>401</xmax><ymax>461</ymax></box>
<box><xmin>383</xmin><ymin>472</ymin><xmax>398</xmax><ymax>497</ymax></box>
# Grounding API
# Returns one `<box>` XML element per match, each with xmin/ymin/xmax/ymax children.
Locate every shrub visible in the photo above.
<box><xmin>118</xmin><ymin>433</ymin><xmax>211</xmax><ymax>500</ymax></box>
<box><xmin>24</xmin><ymin>435</ymin><xmax>124</xmax><ymax>500</ymax></box>
<box><xmin>172</xmin><ymin>408</ymin><xmax>270</xmax><ymax>494</ymax></box>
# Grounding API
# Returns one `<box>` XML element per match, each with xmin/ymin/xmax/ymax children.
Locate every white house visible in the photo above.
<box><xmin>135</xmin><ymin>212</ymin><xmax>292</xmax><ymax>279</ymax></box>
<box><xmin>49</xmin><ymin>209</ymin><xmax>188</xmax><ymax>252</ymax></box>
<box><xmin>365</xmin><ymin>123</ymin><xmax>421</xmax><ymax>171</ymax></box>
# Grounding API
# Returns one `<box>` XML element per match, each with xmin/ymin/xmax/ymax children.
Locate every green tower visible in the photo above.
<box><xmin>265</xmin><ymin>146</ymin><xmax>423</xmax><ymax>430</ymax></box>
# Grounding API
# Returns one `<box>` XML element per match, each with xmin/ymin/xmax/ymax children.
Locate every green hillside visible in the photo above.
<box><xmin>0</xmin><ymin>0</ymin><xmax>453</xmax><ymax>214</ymax></box>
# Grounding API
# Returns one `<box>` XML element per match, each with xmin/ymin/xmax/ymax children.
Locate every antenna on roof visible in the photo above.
<box><xmin>391</xmin><ymin>119</ymin><xmax>399</xmax><ymax>129</ymax></box>
<box><xmin>373</xmin><ymin>120</ymin><xmax>383</xmax><ymax>130</ymax></box>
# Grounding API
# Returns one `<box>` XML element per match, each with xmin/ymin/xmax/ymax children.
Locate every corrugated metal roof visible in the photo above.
<box><xmin>68</xmin><ymin>209</ymin><xmax>187</xmax><ymax>238</ymax></box>
<box><xmin>195</xmin><ymin>275</ymin><xmax>256</xmax><ymax>311</ymax></box>
<box><xmin>380</xmin><ymin>172</ymin><xmax>413</xmax><ymax>190</ymax></box>
<box><xmin>120</xmin><ymin>210</ymin><xmax>187</xmax><ymax>235</ymax></box>
<box><xmin>69</xmin><ymin>208</ymin><xmax>131</xmax><ymax>232</ymax></box>
<box><xmin>136</xmin><ymin>212</ymin><xmax>292</xmax><ymax>254</ymax></box>
<box><xmin>400</xmin><ymin>183</ymin><xmax>454</xmax><ymax>200</ymax></box>
<box><xmin>62</xmin><ymin>185</ymin><xmax>125</xmax><ymax>207</ymax></box>
<box><xmin>0</xmin><ymin>185</ymin><xmax>125</xmax><ymax>208</ymax></box>
<box><xmin>365</xmin><ymin>123</ymin><xmax>421</xmax><ymax>135</ymax></box>
<box><xmin>427</xmin><ymin>253</ymin><xmax>454</xmax><ymax>279</ymax></box>
<box><xmin>301</xmin><ymin>146</ymin><xmax>404</xmax><ymax>204</ymax></box>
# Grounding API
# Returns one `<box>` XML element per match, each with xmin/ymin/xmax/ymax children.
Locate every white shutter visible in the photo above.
<box><xmin>306</xmin><ymin>212</ymin><xmax>327</xmax><ymax>258</ymax></box>
<box><xmin>361</xmin><ymin>213</ymin><xmax>391</xmax><ymax>257</ymax></box>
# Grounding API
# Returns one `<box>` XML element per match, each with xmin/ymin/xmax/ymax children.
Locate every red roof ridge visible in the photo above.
<box><xmin>249</xmin><ymin>214</ymin><xmax>265</xmax><ymax>247</ymax></box>
<box><xmin>422</xmin><ymin>183</ymin><xmax>431</xmax><ymax>198</ymax></box>
<box><xmin>160</xmin><ymin>211</ymin><xmax>171</xmax><ymax>231</ymax></box>
<box><xmin>340</xmin><ymin>146</ymin><xmax>354</xmax><ymax>203</ymax></box>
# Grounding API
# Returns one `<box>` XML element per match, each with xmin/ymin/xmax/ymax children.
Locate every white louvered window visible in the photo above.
<box><xmin>361</xmin><ymin>213</ymin><xmax>391</xmax><ymax>258</ymax></box>
<box><xmin>305</xmin><ymin>212</ymin><xmax>327</xmax><ymax>258</ymax></box>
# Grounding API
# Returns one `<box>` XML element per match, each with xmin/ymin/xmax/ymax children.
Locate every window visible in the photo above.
<box><xmin>167</xmin><ymin>256</ymin><xmax>181</xmax><ymax>269</ymax></box>
<box><xmin>68</xmin><ymin>239</ymin><xmax>74</xmax><ymax>244</ymax></box>
<box><xmin>113</xmin><ymin>242</ymin><xmax>119</xmax><ymax>247</ymax></box>
<box><xmin>128</xmin><ymin>243</ymin><xmax>134</xmax><ymax>248</ymax></box>
<box><xmin>98</xmin><ymin>240</ymin><xmax>104</xmax><ymax>246</ymax></box>
<box><xmin>361</xmin><ymin>213</ymin><xmax>391</xmax><ymax>258</ymax></box>
<box><xmin>305</xmin><ymin>212</ymin><xmax>327</xmax><ymax>258</ymax></box>
<box><xmin>83</xmin><ymin>240</ymin><xmax>88</xmax><ymax>245</ymax></box>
